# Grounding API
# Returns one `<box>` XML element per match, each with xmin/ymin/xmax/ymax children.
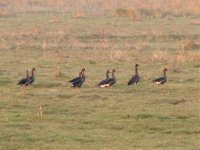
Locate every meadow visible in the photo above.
<box><xmin>0</xmin><ymin>1</ymin><xmax>200</xmax><ymax>149</ymax></box>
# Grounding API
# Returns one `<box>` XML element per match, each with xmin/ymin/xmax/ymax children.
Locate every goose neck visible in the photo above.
<box><xmin>106</xmin><ymin>72</ymin><xmax>109</xmax><ymax>79</ymax></box>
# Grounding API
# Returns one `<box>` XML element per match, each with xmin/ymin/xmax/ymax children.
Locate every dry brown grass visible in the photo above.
<box><xmin>150</xmin><ymin>45</ymin><xmax>200</xmax><ymax>66</ymax></box>
<box><xmin>191</xmin><ymin>21</ymin><xmax>200</xmax><ymax>25</ymax></box>
<box><xmin>183</xmin><ymin>40</ymin><xmax>200</xmax><ymax>50</ymax></box>
<box><xmin>186</xmin><ymin>51</ymin><xmax>200</xmax><ymax>62</ymax></box>
<box><xmin>1</xmin><ymin>0</ymin><xmax>200</xmax><ymax>17</ymax></box>
<box><xmin>49</xmin><ymin>16</ymin><xmax>61</xmax><ymax>23</ymax></box>
<box><xmin>0</xmin><ymin>9</ymin><xmax>11</xmax><ymax>17</ymax></box>
<box><xmin>177</xmin><ymin>48</ymin><xmax>200</xmax><ymax>64</ymax></box>
<box><xmin>110</xmin><ymin>50</ymin><xmax>129</xmax><ymax>62</ymax></box>
<box><xmin>151</xmin><ymin>50</ymin><xmax>171</xmax><ymax>63</ymax></box>
<box><xmin>113</xmin><ymin>8</ymin><xmax>140</xmax><ymax>20</ymax></box>
<box><xmin>1</xmin><ymin>29</ymin><xmax>200</xmax><ymax>65</ymax></box>
<box><xmin>31</xmin><ymin>25</ymin><xmax>42</xmax><ymax>36</ymax></box>
<box><xmin>0</xmin><ymin>37</ymin><xmax>9</xmax><ymax>50</ymax></box>
<box><xmin>74</xmin><ymin>9</ymin><xmax>85</xmax><ymax>18</ymax></box>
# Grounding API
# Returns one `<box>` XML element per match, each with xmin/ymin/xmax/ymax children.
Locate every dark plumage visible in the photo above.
<box><xmin>25</xmin><ymin>68</ymin><xmax>36</xmax><ymax>86</ymax></box>
<box><xmin>106</xmin><ymin>69</ymin><xmax>116</xmax><ymax>87</ymax></box>
<box><xmin>68</xmin><ymin>77</ymin><xmax>80</xmax><ymax>83</ymax></box>
<box><xmin>153</xmin><ymin>68</ymin><xmax>168</xmax><ymax>85</ymax></box>
<box><xmin>69</xmin><ymin>68</ymin><xmax>86</xmax><ymax>88</ymax></box>
<box><xmin>68</xmin><ymin>69</ymin><xmax>84</xmax><ymax>83</ymax></box>
<box><xmin>97</xmin><ymin>70</ymin><xmax>111</xmax><ymax>88</ymax></box>
<box><xmin>17</xmin><ymin>69</ymin><xmax>30</xmax><ymax>86</ymax></box>
<box><xmin>128</xmin><ymin>64</ymin><xmax>140</xmax><ymax>85</ymax></box>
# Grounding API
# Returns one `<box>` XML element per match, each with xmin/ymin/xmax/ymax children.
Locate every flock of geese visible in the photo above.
<box><xmin>17</xmin><ymin>64</ymin><xmax>168</xmax><ymax>88</ymax></box>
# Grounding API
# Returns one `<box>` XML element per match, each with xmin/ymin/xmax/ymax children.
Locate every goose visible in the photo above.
<box><xmin>97</xmin><ymin>70</ymin><xmax>111</xmax><ymax>88</ymax></box>
<box><xmin>153</xmin><ymin>68</ymin><xmax>168</xmax><ymax>85</ymax></box>
<box><xmin>69</xmin><ymin>68</ymin><xmax>86</xmax><ymax>88</ymax></box>
<box><xmin>17</xmin><ymin>69</ymin><xmax>30</xmax><ymax>86</ymax></box>
<box><xmin>128</xmin><ymin>64</ymin><xmax>140</xmax><ymax>85</ymax></box>
<box><xmin>25</xmin><ymin>67</ymin><xmax>36</xmax><ymax>86</ymax></box>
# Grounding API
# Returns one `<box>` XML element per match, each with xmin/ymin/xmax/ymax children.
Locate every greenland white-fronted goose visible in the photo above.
<box><xmin>17</xmin><ymin>69</ymin><xmax>30</xmax><ymax>86</ymax></box>
<box><xmin>69</xmin><ymin>68</ymin><xmax>86</xmax><ymax>88</ymax></box>
<box><xmin>128</xmin><ymin>64</ymin><xmax>140</xmax><ymax>85</ymax></box>
<box><xmin>153</xmin><ymin>68</ymin><xmax>168</xmax><ymax>85</ymax></box>
<box><xmin>97</xmin><ymin>70</ymin><xmax>111</xmax><ymax>88</ymax></box>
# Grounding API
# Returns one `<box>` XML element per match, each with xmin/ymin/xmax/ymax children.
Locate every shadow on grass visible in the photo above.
<box><xmin>57</xmin><ymin>94</ymin><xmax>75</xmax><ymax>99</ymax></box>
<box><xmin>69</xmin><ymin>135</ymin><xmax>95</xmax><ymax>143</ymax></box>
<box><xmin>34</xmin><ymin>82</ymin><xmax>62</xmax><ymax>88</ymax></box>
<box><xmin>137</xmin><ymin>114</ymin><xmax>153</xmax><ymax>119</ymax></box>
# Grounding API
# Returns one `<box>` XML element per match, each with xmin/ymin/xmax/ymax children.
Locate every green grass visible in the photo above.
<box><xmin>0</xmin><ymin>12</ymin><xmax>200</xmax><ymax>150</ymax></box>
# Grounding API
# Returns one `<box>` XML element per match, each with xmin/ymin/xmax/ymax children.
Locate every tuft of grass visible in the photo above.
<box><xmin>137</xmin><ymin>114</ymin><xmax>153</xmax><ymax>119</ymax></box>
<box><xmin>114</xmin><ymin>8</ymin><xmax>140</xmax><ymax>20</ymax></box>
<box><xmin>49</xmin><ymin>16</ymin><xmax>61</xmax><ymax>24</ymax></box>
<box><xmin>183</xmin><ymin>40</ymin><xmax>200</xmax><ymax>50</ymax></box>
<box><xmin>54</xmin><ymin>71</ymin><xmax>66</xmax><ymax>78</ymax></box>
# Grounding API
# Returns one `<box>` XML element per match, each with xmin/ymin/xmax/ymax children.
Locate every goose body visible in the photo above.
<box><xmin>97</xmin><ymin>70</ymin><xmax>111</xmax><ymax>88</ymax></box>
<box><xmin>69</xmin><ymin>68</ymin><xmax>84</xmax><ymax>83</ymax></box>
<box><xmin>128</xmin><ymin>64</ymin><xmax>140</xmax><ymax>85</ymax></box>
<box><xmin>17</xmin><ymin>69</ymin><xmax>30</xmax><ymax>86</ymax></box>
<box><xmin>69</xmin><ymin>77</ymin><xmax>80</xmax><ymax>83</ymax></box>
<box><xmin>69</xmin><ymin>68</ymin><xmax>86</xmax><ymax>88</ymax></box>
<box><xmin>153</xmin><ymin>68</ymin><xmax>168</xmax><ymax>85</ymax></box>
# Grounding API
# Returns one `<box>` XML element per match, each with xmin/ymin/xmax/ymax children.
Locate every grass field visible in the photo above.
<box><xmin>0</xmin><ymin>6</ymin><xmax>200</xmax><ymax>150</ymax></box>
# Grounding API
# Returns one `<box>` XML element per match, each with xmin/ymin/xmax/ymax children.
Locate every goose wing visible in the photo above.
<box><xmin>17</xmin><ymin>78</ymin><xmax>29</xmax><ymax>85</ymax></box>
<box><xmin>69</xmin><ymin>77</ymin><xmax>80</xmax><ymax>83</ymax></box>
<box><xmin>153</xmin><ymin>77</ymin><xmax>166</xmax><ymax>84</ymax></box>
<box><xmin>71</xmin><ymin>78</ymin><xmax>84</xmax><ymax>87</ymax></box>
<box><xmin>128</xmin><ymin>74</ymin><xmax>140</xmax><ymax>85</ymax></box>
<box><xmin>25</xmin><ymin>76</ymin><xmax>34</xmax><ymax>86</ymax></box>
<box><xmin>106</xmin><ymin>78</ymin><xmax>116</xmax><ymax>86</ymax></box>
<box><xmin>97</xmin><ymin>78</ymin><xmax>109</xmax><ymax>87</ymax></box>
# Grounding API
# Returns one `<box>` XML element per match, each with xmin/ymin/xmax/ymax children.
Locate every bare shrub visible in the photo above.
<box><xmin>110</xmin><ymin>50</ymin><xmax>129</xmax><ymax>62</ymax></box>
<box><xmin>177</xmin><ymin>48</ymin><xmax>186</xmax><ymax>63</ymax></box>
<box><xmin>177</xmin><ymin>46</ymin><xmax>200</xmax><ymax>63</ymax></box>
<box><xmin>0</xmin><ymin>37</ymin><xmax>9</xmax><ymax>50</ymax></box>
<box><xmin>187</xmin><ymin>51</ymin><xmax>200</xmax><ymax>63</ymax></box>
<box><xmin>55</xmin><ymin>71</ymin><xmax>65</xmax><ymax>78</ymax></box>
<box><xmin>114</xmin><ymin>8</ymin><xmax>140</xmax><ymax>20</ymax></box>
<box><xmin>135</xmin><ymin>42</ymin><xmax>149</xmax><ymax>51</ymax></box>
<box><xmin>31</xmin><ymin>25</ymin><xmax>41</xmax><ymax>36</ymax></box>
<box><xmin>151</xmin><ymin>50</ymin><xmax>170</xmax><ymax>63</ymax></box>
<box><xmin>191</xmin><ymin>21</ymin><xmax>200</xmax><ymax>25</ymax></box>
<box><xmin>183</xmin><ymin>40</ymin><xmax>199</xmax><ymax>50</ymax></box>
<box><xmin>0</xmin><ymin>9</ymin><xmax>11</xmax><ymax>17</ymax></box>
<box><xmin>49</xmin><ymin>16</ymin><xmax>60</xmax><ymax>23</ymax></box>
<box><xmin>74</xmin><ymin>9</ymin><xmax>85</xmax><ymax>18</ymax></box>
